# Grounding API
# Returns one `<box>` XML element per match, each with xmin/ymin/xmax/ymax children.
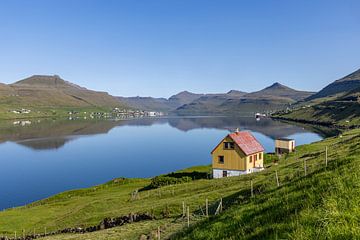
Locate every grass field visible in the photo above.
<box><xmin>1</xmin><ymin>129</ymin><xmax>360</xmax><ymax>239</ymax></box>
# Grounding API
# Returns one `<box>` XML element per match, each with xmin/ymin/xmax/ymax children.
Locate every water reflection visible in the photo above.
<box><xmin>0</xmin><ymin>117</ymin><xmax>333</xmax><ymax>151</ymax></box>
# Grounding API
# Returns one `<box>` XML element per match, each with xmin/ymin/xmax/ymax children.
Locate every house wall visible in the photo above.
<box><xmin>212</xmin><ymin>136</ymin><xmax>264</xmax><ymax>171</ymax></box>
<box><xmin>213</xmin><ymin>167</ymin><xmax>265</xmax><ymax>178</ymax></box>
<box><xmin>275</xmin><ymin>140</ymin><xmax>295</xmax><ymax>153</ymax></box>
<box><xmin>275</xmin><ymin>140</ymin><xmax>295</xmax><ymax>150</ymax></box>
<box><xmin>246</xmin><ymin>152</ymin><xmax>264</xmax><ymax>169</ymax></box>
<box><xmin>213</xmin><ymin>168</ymin><xmax>249</xmax><ymax>178</ymax></box>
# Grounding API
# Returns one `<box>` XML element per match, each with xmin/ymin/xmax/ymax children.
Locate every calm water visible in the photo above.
<box><xmin>0</xmin><ymin>116</ymin><xmax>324</xmax><ymax>209</ymax></box>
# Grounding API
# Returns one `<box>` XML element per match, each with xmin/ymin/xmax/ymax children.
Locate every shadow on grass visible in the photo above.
<box><xmin>139</xmin><ymin>171</ymin><xmax>210</xmax><ymax>192</ymax></box>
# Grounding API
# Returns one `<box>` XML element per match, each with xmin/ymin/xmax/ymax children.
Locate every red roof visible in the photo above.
<box><xmin>211</xmin><ymin>131</ymin><xmax>264</xmax><ymax>156</ymax></box>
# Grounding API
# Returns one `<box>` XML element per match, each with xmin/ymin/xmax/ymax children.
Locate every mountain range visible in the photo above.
<box><xmin>117</xmin><ymin>91</ymin><xmax>204</xmax><ymax>112</ymax></box>
<box><xmin>175</xmin><ymin>83</ymin><xmax>314</xmax><ymax>115</ymax></box>
<box><xmin>1</xmin><ymin>68</ymin><xmax>360</xmax><ymax>119</ymax></box>
<box><xmin>118</xmin><ymin>82</ymin><xmax>314</xmax><ymax>115</ymax></box>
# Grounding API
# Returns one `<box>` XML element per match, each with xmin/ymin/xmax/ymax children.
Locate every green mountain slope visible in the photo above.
<box><xmin>273</xmin><ymin>70</ymin><xmax>360</xmax><ymax>127</ymax></box>
<box><xmin>274</xmin><ymin>95</ymin><xmax>360</xmax><ymax>127</ymax></box>
<box><xmin>9</xmin><ymin>75</ymin><xmax>123</xmax><ymax>107</ymax></box>
<box><xmin>0</xmin><ymin>75</ymin><xmax>128</xmax><ymax>118</ymax></box>
<box><xmin>307</xmin><ymin>68</ymin><xmax>360</xmax><ymax>101</ymax></box>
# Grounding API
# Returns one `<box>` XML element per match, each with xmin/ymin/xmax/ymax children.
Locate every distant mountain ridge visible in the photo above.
<box><xmin>13</xmin><ymin>75</ymin><xmax>85</xmax><ymax>90</ymax></box>
<box><xmin>118</xmin><ymin>82</ymin><xmax>313</xmax><ymax>115</ymax></box>
<box><xmin>117</xmin><ymin>91</ymin><xmax>207</xmax><ymax>112</ymax></box>
<box><xmin>245</xmin><ymin>82</ymin><xmax>314</xmax><ymax>101</ymax></box>
<box><xmin>168</xmin><ymin>91</ymin><xmax>204</xmax><ymax>107</ymax></box>
<box><xmin>117</xmin><ymin>96</ymin><xmax>172</xmax><ymax>112</ymax></box>
<box><xmin>174</xmin><ymin>83</ymin><xmax>314</xmax><ymax>115</ymax></box>
<box><xmin>307</xmin><ymin>68</ymin><xmax>360</xmax><ymax>100</ymax></box>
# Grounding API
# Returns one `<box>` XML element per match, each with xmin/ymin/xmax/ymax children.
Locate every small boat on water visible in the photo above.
<box><xmin>255</xmin><ymin>113</ymin><xmax>261</xmax><ymax>121</ymax></box>
<box><xmin>255</xmin><ymin>113</ymin><xmax>266</xmax><ymax>121</ymax></box>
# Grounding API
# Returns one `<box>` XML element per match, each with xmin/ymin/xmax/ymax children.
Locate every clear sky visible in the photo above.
<box><xmin>0</xmin><ymin>0</ymin><xmax>359</xmax><ymax>98</ymax></box>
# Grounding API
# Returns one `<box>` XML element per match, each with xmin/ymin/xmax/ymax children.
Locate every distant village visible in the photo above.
<box><xmin>68</xmin><ymin>108</ymin><xmax>165</xmax><ymax>120</ymax></box>
<box><xmin>9</xmin><ymin>107</ymin><xmax>164</xmax><ymax>126</ymax></box>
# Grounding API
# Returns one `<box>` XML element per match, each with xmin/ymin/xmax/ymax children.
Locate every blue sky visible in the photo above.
<box><xmin>0</xmin><ymin>0</ymin><xmax>359</xmax><ymax>97</ymax></box>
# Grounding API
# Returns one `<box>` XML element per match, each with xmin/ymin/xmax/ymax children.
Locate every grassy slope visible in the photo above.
<box><xmin>175</xmin><ymin>129</ymin><xmax>360</xmax><ymax>239</ymax></box>
<box><xmin>1</xmin><ymin>129</ymin><xmax>360</xmax><ymax>239</ymax></box>
<box><xmin>274</xmin><ymin>101</ymin><xmax>360</xmax><ymax>127</ymax></box>
<box><xmin>274</xmin><ymin>89</ymin><xmax>360</xmax><ymax>127</ymax></box>
<box><xmin>0</xmin><ymin>76</ymin><xmax>128</xmax><ymax>120</ymax></box>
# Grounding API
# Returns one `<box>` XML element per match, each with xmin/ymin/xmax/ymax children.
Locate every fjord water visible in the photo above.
<box><xmin>0</xmin><ymin>117</ymin><xmax>324</xmax><ymax>209</ymax></box>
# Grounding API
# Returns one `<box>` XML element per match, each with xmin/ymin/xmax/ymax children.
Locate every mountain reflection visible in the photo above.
<box><xmin>0</xmin><ymin>117</ymin><xmax>334</xmax><ymax>150</ymax></box>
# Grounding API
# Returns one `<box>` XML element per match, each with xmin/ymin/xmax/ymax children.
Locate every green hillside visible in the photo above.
<box><xmin>0</xmin><ymin>75</ymin><xmax>128</xmax><ymax>119</ymax></box>
<box><xmin>273</xmin><ymin>89</ymin><xmax>360</xmax><ymax>128</ymax></box>
<box><xmin>307</xmin><ymin>68</ymin><xmax>360</xmax><ymax>101</ymax></box>
<box><xmin>175</xmin><ymin>129</ymin><xmax>360</xmax><ymax>239</ymax></box>
<box><xmin>1</xmin><ymin>128</ymin><xmax>360</xmax><ymax>239</ymax></box>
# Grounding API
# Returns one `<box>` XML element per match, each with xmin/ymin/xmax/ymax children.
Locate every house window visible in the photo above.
<box><xmin>223</xmin><ymin>142</ymin><xmax>234</xmax><ymax>149</ymax></box>
<box><xmin>249</xmin><ymin>156</ymin><xmax>253</xmax><ymax>162</ymax></box>
<box><xmin>259</xmin><ymin>153</ymin><xmax>262</xmax><ymax>160</ymax></box>
<box><xmin>218</xmin><ymin>156</ymin><xmax>224</xmax><ymax>164</ymax></box>
<box><xmin>254</xmin><ymin>154</ymin><xmax>258</xmax><ymax>161</ymax></box>
<box><xmin>223</xmin><ymin>170</ymin><xmax>227</xmax><ymax>177</ymax></box>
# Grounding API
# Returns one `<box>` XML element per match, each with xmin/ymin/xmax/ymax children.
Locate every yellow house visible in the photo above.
<box><xmin>211</xmin><ymin>130</ymin><xmax>265</xmax><ymax>178</ymax></box>
<box><xmin>275</xmin><ymin>138</ymin><xmax>295</xmax><ymax>155</ymax></box>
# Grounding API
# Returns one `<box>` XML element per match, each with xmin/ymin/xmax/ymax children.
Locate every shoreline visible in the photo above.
<box><xmin>271</xmin><ymin>116</ymin><xmax>360</xmax><ymax>130</ymax></box>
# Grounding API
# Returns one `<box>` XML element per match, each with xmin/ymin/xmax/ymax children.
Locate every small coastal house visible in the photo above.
<box><xmin>211</xmin><ymin>130</ymin><xmax>265</xmax><ymax>178</ymax></box>
<box><xmin>275</xmin><ymin>138</ymin><xmax>295</xmax><ymax>155</ymax></box>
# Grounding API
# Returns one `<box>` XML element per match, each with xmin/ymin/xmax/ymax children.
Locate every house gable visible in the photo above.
<box><xmin>211</xmin><ymin>136</ymin><xmax>247</xmax><ymax>171</ymax></box>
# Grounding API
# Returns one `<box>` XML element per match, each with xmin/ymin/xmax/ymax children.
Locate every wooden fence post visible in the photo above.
<box><xmin>182</xmin><ymin>201</ymin><xmax>185</xmax><ymax>217</ymax></box>
<box><xmin>157</xmin><ymin>226</ymin><xmax>161</xmax><ymax>240</ymax></box>
<box><xmin>206</xmin><ymin>198</ymin><xmax>209</xmax><ymax>217</ymax></box>
<box><xmin>275</xmin><ymin>170</ymin><xmax>280</xmax><ymax>187</ymax></box>
<box><xmin>304</xmin><ymin>159</ymin><xmax>307</xmax><ymax>176</ymax></box>
<box><xmin>187</xmin><ymin>206</ymin><xmax>190</xmax><ymax>227</ymax></box>
<box><xmin>325</xmin><ymin>146</ymin><xmax>328</xmax><ymax>167</ymax></box>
